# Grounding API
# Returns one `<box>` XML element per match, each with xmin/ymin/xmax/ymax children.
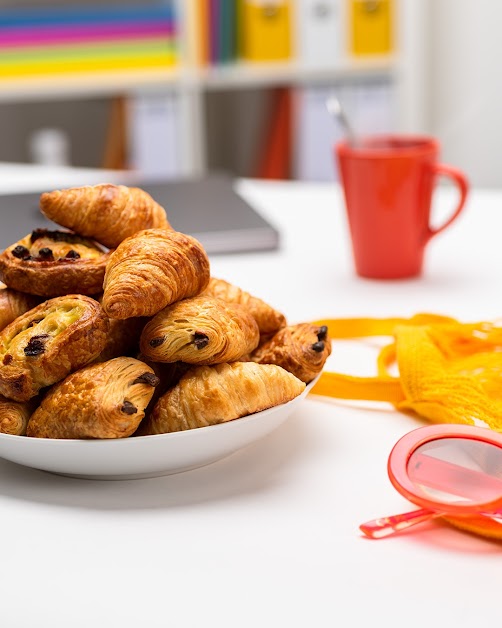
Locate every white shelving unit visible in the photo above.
<box><xmin>0</xmin><ymin>0</ymin><xmax>426</xmax><ymax>179</ymax></box>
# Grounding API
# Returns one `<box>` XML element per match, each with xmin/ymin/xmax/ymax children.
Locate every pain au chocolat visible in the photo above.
<box><xmin>138</xmin><ymin>361</ymin><xmax>306</xmax><ymax>435</ymax></box>
<box><xmin>26</xmin><ymin>357</ymin><xmax>160</xmax><ymax>439</ymax></box>
<box><xmin>0</xmin><ymin>229</ymin><xmax>110</xmax><ymax>297</ymax></box>
<box><xmin>0</xmin><ymin>294</ymin><xmax>108</xmax><ymax>402</ymax></box>
<box><xmin>102</xmin><ymin>229</ymin><xmax>210</xmax><ymax>319</ymax></box>
<box><xmin>39</xmin><ymin>183</ymin><xmax>172</xmax><ymax>249</ymax></box>
<box><xmin>250</xmin><ymin>322</ymin><xmax>332</xmax><ymax>383</ymax></box>
<box><xmin>140</xmin><ymin>295</ymin><xmax>260</xmax><ymax>365</ymax></box>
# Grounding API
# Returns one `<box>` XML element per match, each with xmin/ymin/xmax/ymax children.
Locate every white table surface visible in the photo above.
<box><xmin>1</xmin><ymin>164</ymin><xmax>501</xmax><ymax>628</ymax></box>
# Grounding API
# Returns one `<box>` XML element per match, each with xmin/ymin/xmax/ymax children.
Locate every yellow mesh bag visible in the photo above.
<box><xmin>310</xmin><ymin>313</ymin><xmax>502</xmax><ymax>539</ymax></box>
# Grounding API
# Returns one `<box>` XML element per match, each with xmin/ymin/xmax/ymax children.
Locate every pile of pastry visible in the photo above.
<box><xmin>0</xmin><ymin>184</ymin><xmax>331</xmax><ymax>439</ymax></box>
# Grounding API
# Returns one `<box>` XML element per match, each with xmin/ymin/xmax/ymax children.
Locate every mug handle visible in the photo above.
<box><xmin>425</xmin><ymin>164</ymin><xmax>469</xmax><ymax>243</ymax></box>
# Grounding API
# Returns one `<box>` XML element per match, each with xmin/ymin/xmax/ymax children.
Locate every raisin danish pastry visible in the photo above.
<box><xmin>202</xmin><ymin>277</ymin><xmax>286</xmax><ymax>336</ymax></box>
<box><xmin>0</xmin><ymin>229</ymin><xmax>110</xmax><ymax>297</ymax></box>
<box><xmin>139</xmin><ymin>295</ymin><xmax>260</xmax><ymax>365</ymax></box>
<box><xmin>102</xmin><ymin>229</ymin><xmax>210</xmax><ymax>319</ymax></box>
<box><xmin>250</xmin><ymin>323</ymin><xmax>332</xmax><ymax>383</ymax></box>
<box><xmin>39</xmin><ymin>183</ymin><xmax>171</xmax><ymax>249</ymax></box>
<box><xmin>0</xmin><ymin>283</ymin><xmax>39</xmax><ymax>332</ymax></box>
<box><xmin>0</xmin><ymin>294</ymin><xmax>109</xmax><ymax>402</ymax></box>
<box><xmin>138</xmin><ymin>362</ymin><xmax>306</xmax><ymax>435</ymax></box>
<box><xmin>26</xmin><ymin>357</ymin><xmax>160</xmax><ymax>439</ymax></box>
<box><xmin>0</xmin><ymin>395</ymin><xmax>34</xmax><ymax>435</ymax></box>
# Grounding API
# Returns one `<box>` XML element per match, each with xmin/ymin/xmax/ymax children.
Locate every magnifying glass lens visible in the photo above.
<box><xmin>407</xmin><ymin>437</ymin><xmax>502</xmax><ymax>505</ymax></box>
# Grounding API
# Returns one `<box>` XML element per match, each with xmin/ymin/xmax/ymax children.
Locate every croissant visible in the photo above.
<box><xmin>250</xmin><ymin>323</ymin><xmax>332</xmax><ymax>383</ymax></box>
<box><xmin>202</xmin><ymin>277</ymin><xmax>286</xmax><ymax>336</ymax></box>
<box><xmin>138</xmin><ymin>361</ymin><xmax>306</xmax><ymax>435</ymax></box>
<box><xmin>0</xmin><ymin>395</ymin><xmax>34</xmax><ymax>435</ymax></box>
<box><xmin>39</xmin><ymin>184</ymin><xmax>171</xmax><ymax>249</ymax></box>
<box><xmin>0</xmin><ymin>283</ymin><xmax>39</xmax><ymax>332</ymax></box>
<box><xmin>0</xmin><ymin>228</ymin><xmax>110</xmax><ymax>297</ymax></box>
<box><xmin>102</xmin><ymin>229</ymin><xmax>210</xmax><ymax>319</ymax></box>
<box><xmin>139</xmin><ymin>295</ymin><xmax>260</xmax><ymax>365</ymax></box>
<box><xmin>0</xmin><ymin>294</ymin><xmax>109</xmax><ymax>402</ymax></box>
<box><xmin>26</xmin><ymin>357</ymin><xmax>160</xmax><ymax>439</ymax></box>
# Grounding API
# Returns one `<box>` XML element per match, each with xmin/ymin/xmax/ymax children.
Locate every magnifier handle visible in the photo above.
<box><xmin>359</xmin><ymin>507</ymin><xmax>441</xmax><ymax>539</ymax></box>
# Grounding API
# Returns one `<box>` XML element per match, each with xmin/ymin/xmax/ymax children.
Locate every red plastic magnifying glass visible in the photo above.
<box><xmin>360</xmin><ymin>424</ymin><xmax>502</xmax><ymax>539</ymax></box>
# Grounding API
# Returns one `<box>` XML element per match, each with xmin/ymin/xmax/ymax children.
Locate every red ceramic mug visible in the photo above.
<box><xmin>336</xmin><ymin>135</ymin><xmax>469</xmax><ymax>279</ymax></box>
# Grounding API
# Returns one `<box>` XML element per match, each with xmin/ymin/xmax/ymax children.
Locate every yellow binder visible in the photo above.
<box><xmin>239</xmin><ymin>1</ymin><xmax>292</xmax><ymax>62</ymax></box>
<box><xmin>349</xmin><ymin>0</ymin><xmax>394</xmax><ymax>56</ymax></box>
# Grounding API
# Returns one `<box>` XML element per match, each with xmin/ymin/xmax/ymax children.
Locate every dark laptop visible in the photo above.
<box><xmin>0</xmin><ymin>173</ymin><xmax>280</xmax><ymax>254</ymax></box>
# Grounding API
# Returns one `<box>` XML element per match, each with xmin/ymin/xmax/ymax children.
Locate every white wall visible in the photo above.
<box><xmin>428</xmin><ymin>1</ymin><xmax>502</xmax><ymax>187</ymax></box>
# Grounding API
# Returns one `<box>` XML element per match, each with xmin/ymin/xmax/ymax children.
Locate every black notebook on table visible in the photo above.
<box><xmin>0</xmin><ymin>173</ymin><xmax>280</xmax><ymax>254</ymax></box>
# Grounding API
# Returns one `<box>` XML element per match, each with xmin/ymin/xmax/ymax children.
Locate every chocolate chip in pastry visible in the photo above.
<box><xmin>202</xmin><ymin>277</ymin><xmax>286</xmax><ymax>336</ymax></box>
<box><xmin>102</xmin><ymin>229</ymin><xmax>210</xmax><ymax>319</ymax></box>
<box><xmin>0</xmin><ymin>282</ymin><xmax>39</xmax><ymax>332</ymax></box>
<box><xmin>139</xmin><ymin>295</ymin><xmax>260</xmax><ymax>365</ymax></box>
<box><xmin>137</xmin><ymin>361</ymin><xmax>306</xmax><ymax>435</ymax></box>
<box><xmin>0</xmin><ymin>229</ymin><xmax>111</xmax><ymax>297</ymax></box>
<box><xmin>0</xmin><ymin>294</ymin><xmax>109</xmax><ymax>402</ymax></box>
<box><xmin>39</xmin><ymin>184</ymin><xmax>172</xmax><ymax>249</ymax></box>
<box><xmin>26</xmin><ymin>357</ymin><xmax>160</xmax><ymax>439</ymax></box>
<box><xmin>250</xmin><ymin>323</ymin><xmax>332</xmax><ymax>383</ymax></box>
<box><xmin>0</xmin><ymin>395</ymin><xmax>35</xmax><ymax>435</ymax></box>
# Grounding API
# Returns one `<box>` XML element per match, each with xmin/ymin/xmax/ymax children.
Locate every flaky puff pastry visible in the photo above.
<box><xmin>202</xmin><ymin>277</ymin><xmax>286</xmax><ymax>336</ymax></box>
<box><xmin>138</xmin><ymin>361</ymin><xmax>306</xmax><ymax>435</ymax></box>
<box><xmin>102</xmin><ymin>229</ymin><xmax>210</xmax><ymax>319</ymax></box>
<box><xmin>0</xmin><ymin>294</ymin><xmax>109</xmax><ymax>402</ymax></box>
<box><xmin>0</xmin><ymin>229</ymin><xmax>110</xmax><ymax>297</ymax></box>
<box><xmin>39</xmin><ymin>184</ymin><xmax>171</xmax><ymax>249</ymax></box>
<box><xmin>139</xmin><ymin>295</ymin><xmax>260</xmax><ymax>365</ymax></box>
<box><xmin>0</xmin><ymin>283</ymin><xmax>39</xmax><ymax>332</ymax></box>
<box><xmin>0</xmin><ymin>395</ymin><xmax>34</xmax><ymax>435</ymax></box>
<box><xmin>26</xmin><ymin>357</ymin><xmax>160</xmax><ymax>439</ymax></box>
<box><xmin>250</xmin><ymin>323</ymin><xmax>331</xmax><ymax>383</ymax></box>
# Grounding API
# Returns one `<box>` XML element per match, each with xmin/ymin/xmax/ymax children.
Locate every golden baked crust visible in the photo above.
<box><xmin>0</xmin><ymin>229</ymin><xmax>111</xmax><ymax>297</ymax></box>
<box><xmin>202</xmin><ymin>277</ymin><xmax>286</xmax><ymax>335</ymax></box>
<box><xmin>26</xmin><ymin>357</ymin><xmax>160</xmax><ymax>439</ymax></box>
<box><xmin>0</xmin><ymin>395</ymin><xmax>34</xmax><ymax>435</ymax></box>
<box><xmin>139</xmin><ymin>295</ymin><xmax>260</xmax><ymax>365</ymax></box>
<box><xmin>94</xmin><ymin>316</ymin><xmax>146</xmax><ymax>363</ymax></box>
<box><xmin>0</xmin><ymin>283</ymin><xmax>39</xmax><ymax>332</ymax></box>
<box><xmin>138</xmin><ymin>361</ymin><xmax>306</xmax><ymax>434</ymax></box>
<box><xmin>39</xmin><ymin>184</ymin><xmax>171</xmax><ymax>249</ymax></box>
<box><xmin>102</xmin><ymin>229</ymin><xmax>210</xmax><ymax>319</ymax></box>
<box><xmin>0</xmin><ymin>294</ymin><xmax>109</xmax><ymax>402</ymax></box>
<box><xmin>250</xmin><ymin>323</ymin><xmax>332</xmax><ymax>383</ymax></box>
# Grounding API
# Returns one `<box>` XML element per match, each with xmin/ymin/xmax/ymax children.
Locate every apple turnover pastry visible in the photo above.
<box><xmin>138</xmin><ymin>361</ymin><xmax>306</xmax><ymax>435</ymax></box>
<box><xmin>26</xmin><ymin>357</ymin><xmax>160</xmax><ymax>439</ymax></box>
<box><xmin>202</xmin><ymin>277</ymin><xmax>286</xmax><ymax>335</ymax></box>
<box><xmin>139</xmin><ymin>295</ymin><xmax>260</xmax><ymax>365</ymax></box>
<box><xmin>0</xmin><ymin>228</ymin><xmax>110</xmax><ymax>297</ymax></box>
<box><xmin>102</xmin><ymin>229</ymin><xmax>210</xmax><ymax>319</ymax></box>
<box><xmin>0</xmin><ymin>294</ymin><xmax>109</xmax><ymax>402</ymax></box>
<box><xmin>0</xmin><ymin>283</ymin><xmax>39</xmax><ymax>332</ymax></box>
<box><xmin>0</xmin><ymin>395</ymin><xmax>34</xmax><ymax>436</ymax></box>
<box><xmin>39</xmin><ymin>183</ymin><xmax>171</xmax><ymax>249</ymax></box>
<box><xmin>250</xmin><ymin>323</ymin><xmax>332</xmax><ymax>383</ymax></box>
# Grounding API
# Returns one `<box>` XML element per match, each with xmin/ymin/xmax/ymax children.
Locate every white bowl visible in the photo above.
<box><xmin>0</xmin><ymin>376</ymin><xmax>318</xmax><ymax>480</ymax></box>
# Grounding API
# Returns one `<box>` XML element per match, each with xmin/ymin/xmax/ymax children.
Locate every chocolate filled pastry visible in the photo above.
<box><xmin>0</xmin><ymin>395</ymin><xmax>34</xmax><ymax>435</ymax></box>
<box><xmin>250</xmin><ymin>323</ymin><xmax>332</xmax><ymax>383</ymax></box>
<box><xmin>26</xmin><ymin>357</ymin><xmax>160</xmax><ymax>439</ymax></box>
<box><xmin>102</xmin><ymin>229</ymin><xmax>210</xmax><ymax>319</ymax></box>
<box><xmin>0</xmin><ymin>282</ymin><xmax>39</xmax><ymax>332</ymax></box>
<box><xmin>0</xmin><ymin>294</ymin><xmax>109</xmax><ymax>402</ymax></box>
<box><xmin>202</xmin><ymin>277</ymin><xmax>286</xmax><ymax>336</ymax></box>
<box><xmin>138</xmin><ymin>361</ymin><xmax>306</xmax><ymax>435</ymax></box>
<box><xmin>39</xmin><ymin>183</ymin><xmax>171</xmax><ymax>249</ymax></box>
<box><xmin>0</xmin><ymin>229</ymin><xmax>111</xmax><ymax>297</ymax></box>
<box><xmin>139</xmin><ymin>295</ymin><xmax>260</xmax><ymax>365</ymax></box>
